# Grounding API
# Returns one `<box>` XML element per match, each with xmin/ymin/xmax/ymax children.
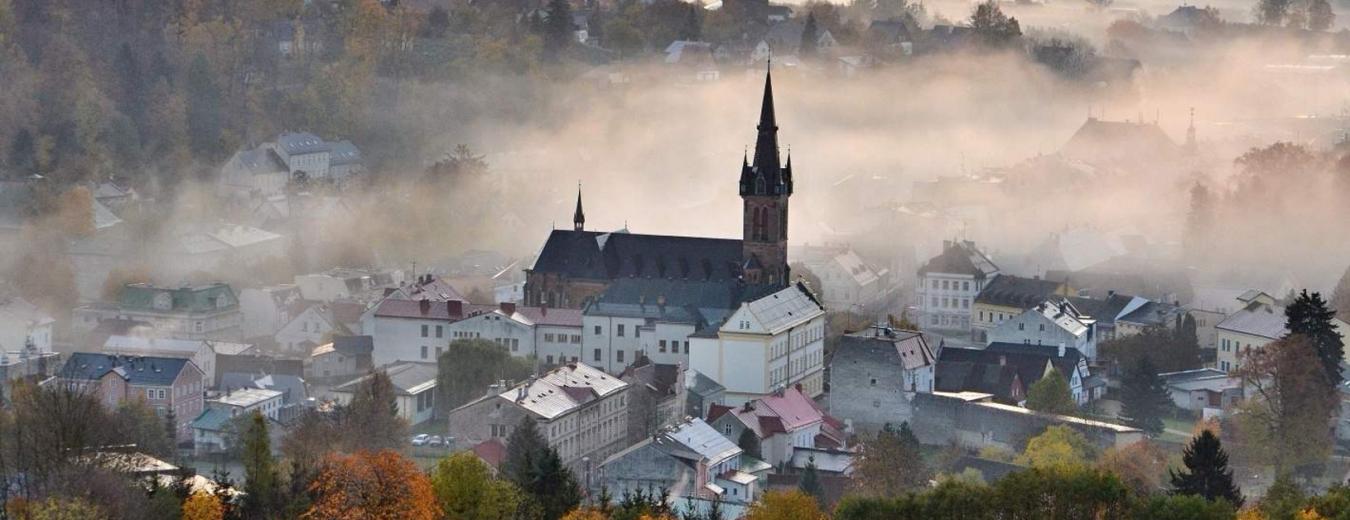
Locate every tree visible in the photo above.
<box><xmin>1284</xmin><ymin>290</ymin><xmax>1344</xmax><ymax>386</ymax></box>
<box><xmin>1097</xmin><ymin>441</ymin><xmax>1169</xmax><ymax>496</ymax></box>
<box><xmin>502</xmin><ymin>416</ymin><xmax>581</xmax><ymax>519</ymax></box>
<box><xmin>1260</xmin><ymin>473</ymin><xmax>1306</xmax><ymax>520</ymax></box>
<box><xmin>1307</xmin><ymin>0</ymin><xmax>1334</xmax><ymax>30</ymax></box>
<box><xmin>543</xmin><ymin>0</ymin><xmax>573</xmax><ymax>61</ymax></box>
<box><xmin>1171</xmin><ymin>430</ymin><xmax>1243</xmax><ymax>506</ymax></box>
<box><xmin>745</xmin><ymin>490</ymin><xmax>825</xmax><ymax>520</ymax></box>
<box><xmin>852</xmin><ymin>422</ymin><xmax>930</xmax><ymax>495</ymax></box>
<box><xmin>679</xmin><ymin>4</ymin><xmax>702</xmax><ymax>41</ymax></box>
<box><xmin>737</xmin><ymin>428</ymin><xmax>762</xmax><ymax>460</ymax></box>
<box><xmin>1333</xmin><ymin>265</ymin><xmax>1350</xmax><ymax>324</ymax></box>
<box><xmin>799</xmin><ymin>456</ymin><xmax>824</xmax><ymax>504</ymax></box>
<box><xmin>241</xmin><ymin>411</ymin><xmax>279</xmax><ymax>519</ymax></box>
<box><xmin>1257</xmin><ymin>0</ymin><xmax>1292</xmax><ymax>25</ymax></box>
<box><xmin>799</xmin><ymin>13</ymin><xmax>818</xmax><ymax>57</ymax></box>
<box><xmin>1133</xmin><ymin>494</ymin><xmax>1236</xmax><ymax>520</ymax></box>
<box><xmin>430</xmin><ymin>452</ymin><xmax>522</xmax><ymax>520</ymax></box>
<box><xmin>305</xmin><ymin>450</ymin><xmax>438</xmax><ymax>520</ymax></box>
<box><xmin>968</xmin><ymin>0</ymin><xmax>1020</xmax><ymax>46</ymax></box>
<box><xmin>1016</xmin><ymin>425</ymin><xmax>1093</xmax><ymax>469</ymax></box>
<box><xmin>1235</xmin><ymin>336</ymin><xmax>1338</xmax><ymax>472</ymax></box>
<box><xmin>184</xmin><ymin>52</ymin><xmax>222</xmax><ymax>158</ymax></box>
<box><xmin>425</xmin><ymin>6</ymin><xmax>450</xmax><ymax>38</ymax></box>
<box><xmin>181</xmin><ymin>491</ymin><xmax>225</xmax><ymax>520</ymax></box>
<box><xmin>7</xmin><ymin>128</ymin><xmax>34</xmax><ymax>173</ymax></box>
<box><xmin>1099</xmin><ymin>326</ymin><xmax>1202</xmax><ymax>374</ymax></box>
<box><xmin>1118</xmin><ymin>357</ymin><xmax>1172</xmax><ymax>436</ymax></box>
<box><xmin>111</xmin><ymin>399</ymin><xmax>172</xmax><ymax>459</ymax></box>
<box><xmin>345</xmin><ymin>369</ymin><xmax>409</xmax><ymax>451</ymax></box>
<box><xmin>1025</xmin><ymin>370</ymin><xmax>1077</xmax><ymax>416</ymax></box>
<box><xmin>9</xmin><ymin>496</ymin><xmax>105</xmax><ymax>520</ymax></box>
<box><xmin>437</xmin><ymin>339</ymin><xmax>534</xmax><ymax>414</ymax></box>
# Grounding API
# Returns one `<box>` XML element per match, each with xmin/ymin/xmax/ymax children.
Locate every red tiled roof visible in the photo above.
<box><xmin>372</xmin><ymin>298</ymin><xmax>498</xmax><ymax>321</ymax></box>
<box><xmin>814</xmin><ymin>433</ymin><xmax>841</xmax><ymax>450</ymax></box>
<box><xmin>472</xmin><ymin>438</ymin><xmax>507</xmax><ymax>468</ymax></box>
<box><xmin>757</xmin><ymin>387</ymin><xmax>826</xmax><ymax>431</ymax></box>
<box><xmin>329</xmin><ymin>300</ymin><xmax>367</xmax><ymax>325</ymax></box>
<box><xmin>706</xmin><ymin>404</ymin><xmax>734</xmax><ymax>423</ymax></box>
<box><xmin>758</xmin><ymin>416</ymin><xmax>786</xmax><ymax>436</ymax></box>
<box><xmin>516</xmin><ymin>306</ymin><xmax>583</xmax><ymax>327</ymax></box>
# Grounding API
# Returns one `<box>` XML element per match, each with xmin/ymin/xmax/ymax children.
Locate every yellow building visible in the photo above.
<box><xmin>970</xmin><ymin>275</ymin><xmax>1069</xmax><ymax>343</ymax></box>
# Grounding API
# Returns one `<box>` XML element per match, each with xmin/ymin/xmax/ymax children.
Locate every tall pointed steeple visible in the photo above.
<box><xmin>1185</xmin><ymin>107</ymin><xmax>1197</xmax><ymax>154</ymax></box>
<box><xmin>752</xmin><ymin>66</ymin><xmax>782</xmax><ymax>181</ymax></box>
<box><xmin>739</xmin><ymin>66</ymin><xmax>793</xmax><ymax>287</ymax></box>
<box><xmin>573</xmin><ymin>183</ymin><xmax>585</xmax><ymax>231</ymax></box>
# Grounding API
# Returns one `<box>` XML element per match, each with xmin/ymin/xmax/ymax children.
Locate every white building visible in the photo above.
<box><xmin>273</xmin><ymin>301</ymin><xmax>365</xmax><ymax>356</ymax></box>
<box><xmin>219</xmin><ymin>132</ymin><xmax>364</xmax><ymax>197</ymax></box>
<box><xmin>295</xmin><ymin>267</ymin><xmax>405</xmax><ymax>303</ymax></box>
<box><xmin>207</xmin><ymin>387</ymin><xmax>285</xmax><ymax>421</ymax></box>
<box><xmin>75</xmin><ymin>283</ymin><xmax>243</xmax><ymax>342</ymax></box>
<box><xmin>916</xmin><ymin>240</ymin><xmax>999</xmax><ymax>332</ymax></box>
<box><xmin>689</xmin><ymin>283</ymin><xmax>827</xmax><ymax>406</ymax></box>
<box><xmin>237</xmin><ymin>285</ymin><xmax>302</xmax><ymax>339</ymax></box>
<box><xmin>363</xmin><ymin>298</ymin><xmax>582</xmax><ymax>368</ymax></box>
<box><xmin>447</xmin><ymin>362</ymin><xmax>630</xmax><ymax>474</ymax></box>
<box><xmin>103</xmin><ymin>335</ymin><xmax>255</xmax><ymax>388</ymax></box>
<box><xmin>331</xmin><ymin>362</ymin><xmax>439</xmax><ymax>426</ymax></box>
<box><xmin>0</xmin><ymin>295</ymin><xmax>55</xmax><ymax>354</ymax></box>
<box><xmin>987</xmin><ymin>299</ymin><xmax>1098</xmax><ymax>361</ymax></box>
<box><xmin>792</xmin><ymin>245</ymin><xmax>889</xmax><ymax>313</ymax></box>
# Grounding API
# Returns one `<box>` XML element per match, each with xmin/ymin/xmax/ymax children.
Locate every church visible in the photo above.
<box><xmin>523</xmin><ymin>70</ymin><xmax>795</xmax><ymax>310</ymax></box>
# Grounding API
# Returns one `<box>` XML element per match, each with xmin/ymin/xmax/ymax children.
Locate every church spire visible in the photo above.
<box><xmin>1185</xmin><ymin>107</ymin><xmax>1197</xmax><ymax>154</ymax></box>
<box><xmin>573</xmin><ymin>183</ymin><xmax>585</xmax><ymax>231</ymax></box>
<box><xmin>752</xmin><ymin>65</ymin><xmax>782</xmax><ymax>179</ymax></box>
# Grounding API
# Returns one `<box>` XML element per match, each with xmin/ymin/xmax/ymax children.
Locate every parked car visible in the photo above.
<box><xmin>411</xmin><ymin>434</ymin><xmax>430</xmax><ymax>446</ymax></box>
<box><xmin>427</xmin><ymin>435</ymin><xmax>444</xmax><ymax>447</ymax></box>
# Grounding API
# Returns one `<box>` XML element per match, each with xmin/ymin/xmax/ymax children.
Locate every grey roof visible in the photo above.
<box><xmin>191</xmin><ymin>407</ymin><xmax>233</xmax><ymax>432</ymax></box>
<box><xmin>686</xmin><ymin>369</ymin><xmax>725</xmax><ymax>396</ymax></box>
<box><xmin>62</xmin><ymin>353</ymin><xmax>196</xmax><ymax>387</ymax></box>
<box><xmin>741</xmin><ymin>283</ymin><xmax>825</xmax><ymax>335</ymax></box>
<box><xmin>937</xmin><ymin>345</ymin><xmax>1083</xmax><ymax>401</ymax></box>
<box><xmin>1067</xmin><ymin>294</ymin><xmax>1134</xmax><ymax>325</ymax></box>
<box><xmin>834</xmin><ymin>329</ymin><xmax>936</xmax><ymax>372</ymax></box>
<box><xmin>975</xmin><ymin>275</ymin><xmax>1063</xmax><ymax>308</ymax></box>
<box><xmin>666</xmin><ymin>418</ymin><xmax>741</xmax><ymax>465</ymax></box>
<box><xmin>1215</xmin><ymin>302</ymin><xmax>1287</xmax><ymax>340</ymax></box>
<box><xmin>333</xmin><ymin>362</ymin><xmax>438</xmax><ymax>396</ymax></box>
<box><xmin>984</xmin><ymin>343</ymin><xmax>1085</xmax><ymax>377</ymax></box>
<box><xmin>593</xmin><ymin>277</ymin><xmax>777</xmax><ymax>314</ymax></box>
<box><xmin>331</xmin><ymin>335</ymin><xmax>374</xmax><ymax>356</ymax></box>
<box><xmin>529</xmin><ymin>229</ymin><xmax>746</xmax><ymax>283</ymax></box>
<box><xmin>219</xmin><ymin>372</ymin><xmax>308</xmax><ymax>405</ymax></box>
<box><xmin>935</xmin><ymin>360</ymin><xmax>1022</xmax><ymax>402</ymax></box>
<box><xmin>489</xmin><ymin>362</ymin><xmax>627</xmax><ymax>420</ymax></box>
<box><xmin>276</xmin><ymin>132</ymin><xmax>328</xmax><ymax>155</ymax></box>
<box><xmin>328</xmin><ymin>140</ymin><xmax>362</xmax><ymax>166</ymax></box>
<box><xmin>231</xmin><ymin>148</ymin><xmax>288</xmax><ymax>176</ymax></box>
<box><xmin>918</xmin><ymin>240</ymin><xmax>999</xmax><ymax>278</ymax></box>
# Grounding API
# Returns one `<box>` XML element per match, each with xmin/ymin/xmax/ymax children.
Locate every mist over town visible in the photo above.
<box><xmin>0</xmin><ymin>0</ymin><xmax>1349</xmax><ymax>518</ymax></box>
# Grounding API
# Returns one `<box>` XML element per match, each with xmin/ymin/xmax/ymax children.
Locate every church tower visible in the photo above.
<box><xmin>739</xmin><ymin>68</ymin><xmax>792</xmax><ymax>286</ymax></box>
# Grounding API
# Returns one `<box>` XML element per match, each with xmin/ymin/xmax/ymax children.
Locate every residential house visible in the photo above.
<box><xmin>190</xmin><ymin>406</ymin><xmax>285</xmax><ymax>456</ymax></box>
<box><xmin>75</xmin><ymin>283</ymin><xmax>243</xmax><ymax>341</ymax></box>
<box><xmin>792</xmin><ymin>245</ymin><xmax>889</xmax><ymax>313</ymax></box>
<box><xmin>0</xmin><ymin>295</ymin><xmax>55</xmax><ymax>353</ymax></box>
<box><xmin>619</xmin><ymin>357</ymin><xmax>687</xmax><ymax>444</ymax></box>
<box><xmin>1215</xmin><ymin>292</ymin><xmax>1348</xmax><ymax>372</ymax></box>
<box><xmin>937</xmin><ymin>343</ymin><xmax>1096</xmax><ymax>404</ymax></box>
<box><xmin>219</xmin><ymin>132</ymin><xmax>364</xmax><ymax>198</ymax></box>
<box><xmin>706</xmin><ymin>386</ymin><xmax>847</xmax><ymax>467</ymax></box>
<box><xmin>1058</xmin><ymin>117</ymin><xmax>1183</xmax><ymax>167</ymax></box>
<box><xmin>1068</xmin><ymin>292</ymin><xmax>1181</xmax><ymax>343</ymax></box>
<box><xmin>987</xmin><ymin>299</ymin><xmax>1098</xmax><ymax>361</ymax></box>
<box><xmin>1186</xmin><ymin>286</ymin><xmax>1254</xmax><ymax>352</ymax></box>
<box><xmin>689</xmin><ymin>282</ymin><xmax>827</xmax><ymax>405</ymax></box>
<box><xmin>597</xmin><ymin>418</ymin><xmax>758</xmax><ymax>505</ymax></box>
<box><xmin>305</xmin><ymin>335</ymin><xmax>374</xmax><ymax>382</ymax></box>
<box><xmin>60</xmin><ymin>353</ymin><xmax>206</xmax><ymax>441</ymax></box>
<box><xmin>1159</xmin><ymin>368</ymin><xmax>1242</xmax><ymax>414</ymax></box>
<box><xmin>365</xmin><ymin>297</ymin><xmax>584</xmax><ymax>368</ymax></box>
<box><xmin>761</xmin><ymin>20</ymin><xmax>837</xmax><ymax>56</ymax></box>
<box><xmin>295</xmin><ymin>267</ymin><xmax>405</xmax><ymax>303</ymax></box>
<box><xmin>685</xmin><ymin>368</ymin><xmax>727</xmax><ymax>419</ymax></box>
<box><xmin>0</xmin><ymin>349</ymin><xmax>61</xmax><ymax>405</ymax></box>
<box><xmin>916</xmin><ymin>240</ymin><xmax>999</xmax><ymax>332</ymax></box>
<box><xmin>520</xmin><ymin>306</ymin><xmax>585</xmax><ymax>368</ymax></box>
<box><xmin>274</xmin><ymin>301</ymin><xmax>364</xmax><ymax>355</ymax></box>
<box><xmin>446</xmin><ymin>362</ymin><xmax>629</xmax><ymax>475</ymax></box>
<box><xmin>828</xmin><ymin>327</ymin><xmax>937</xmax><ymax>434</ymax></box>
<box><xmin>865</xmin><ymin>18</ymin><xmax>916</xmax><ymax>55</ymax></box>
<box><xmin>238</xmin><ymin>284</ymin><xmax>302</xmax><ymax>339</ymax></box>
<box><xmin>103</xmin><ymin>335</ymin><xmax>255</xmax><ymax>388</ymax></box>
<box><xmin>663</xmin><ymin>41</ymin><xmax>720</xmax><ymax>82</ymax></box>
<box><xmin>971</xmin><ymin>275</ymin><xmax>1067</xmax><ymax>343</ymax></box>
<box><xmin>206</xmin><ymin>387</ymin><xmax>285</xmax><ymax>421</ymax></box>
<box><xmin>331</xmin><ymin>361</ymin><xmax>439</xmax><ymax>426</ymax></box>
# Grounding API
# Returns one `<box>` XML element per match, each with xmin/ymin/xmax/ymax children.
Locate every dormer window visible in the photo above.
<box><xmin>153</xmin><ymin>293</ymin><xmax>171</xmax><ymax>311</ymax></box>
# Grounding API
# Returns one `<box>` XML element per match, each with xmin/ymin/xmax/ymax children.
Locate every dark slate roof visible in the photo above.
<box><xmin>948</xmin><ymin>456</ymin><xmax>1027</xmax><ymax>483</ymax></box>
<box><xmin>1067</xmin><ymin>294</ymin><xmax>1133</xmax><ymax>325</ymax></box>
<box><xmin>688</xmin><ymin>370</ymin><xmax>725</xmax><ymax>397</ymax></box>
<box><xmin>529</xmin><ymin>229</ymin><xmax>745</xmax><ymax>282</ymax></box>
<box><xmin>62</xmin><ymin>353</ymin><xmax>195</xmax><ymax>386</ymax></box>
<box><xmin>918</xmin><ymin>240</ymin><xmax>999</xmax><ymax>278</ymax></box>
<box><xmin>935</xmin><ymin>359</ymin><xmax>1022</xmax><ymax>402</ymax></box>
<box><xmin>936</xmin><ymin>346</ymin><xmax>1083</xmax><ymax>402</ymax></box>
<box><xmin>975</xmin><ymin>275</ymin><xmax>1062</xmax><ymax>308</ymax></box>
<box><xmin>983</xmin><ymin>342</ymin><xmax>1084</xmax><ymax>377</ymax></box>
<box><xmin>331</xmin><ymin>335</ymin><xmax>374</xmax><ymax>356</ymax></box>
<box><xmin>833</xmin><ymin>329</ymin><xmax>936</xmax><ymax>373</ymax></box>
<box><xmin>1060</xmin><ymin>118</ymin><xmax>1181</xmax><ymax>162</ymax></box>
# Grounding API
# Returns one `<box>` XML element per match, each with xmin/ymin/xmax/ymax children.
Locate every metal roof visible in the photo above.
<box><xmin>62</xmin><ymin>353</ymin><xmax>196</xmax><ymax>387</ymax></box>
<box><xmin>742</xmin><ymin>283</ymin><xmax>824</xmax><ymax>335</ymax></box>
<box><xmin>666</xmin><ymin>418</ymin><xmax>741</xmax><ymax>465</ymax></box>
<box><xmin>498</xmin><ymin>362</ymin><xmax>627</xmax><ymax>420</ymax></box>
<box><xmin>1215</xmin><ymin>302</ymin><xmax>1287</xmax><ymax>340</ymax></box>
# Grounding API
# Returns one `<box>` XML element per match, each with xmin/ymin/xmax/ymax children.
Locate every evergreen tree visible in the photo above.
<box><xmin>1170</xmin><ymin>430</ymin><xmax>1243</xmax><ymax>506</ymax></box>
<box><xmin>346</xmin><ymin>369</ymin><xmax>409</xmax><ymax>451</ymax></box>
<box><xmin>1308</xmin><ymin>0</ymin><xmax>1335</xmax><ymax>30</ymax></box>
<box><xmin>799</xmin><ymin>13</ymin><xmax>818</xmax><ymax>57</ymax></box>
<box><xmin>543</xmin><ymin>0</ymin><xmax>573</xmax><ymax>61</ymax></box>
<box><xmin>7</xmin><ymin>128</ymin><xmax>35</xmax><ymax>174</ymax></box>
<box><xmin>1257</xmin><ymin>0</ymin><xmax>1292</xmax><ymax>24</ymax></box>
<box><xmin>1284</xmin><ymin>289</ymin><xmax>1344</xmax><ymax>386</ymax></box>
<box><xmin>114</xmin><ymin>42</ymin><xmax>146</xmax><ymax>123</ymax></box>
<box><xmin>163</xmin><ymin>408</ymin><xmax>177</xmax><ymax>460</ymax></box>
<box><xmin>1026</xmin><ymin>369</ymin><xmax>1077</xmax><ymax>416</ymax></box>
<box><xmin>240</xmin><ymin>411</ymin><xmax>279</xmax><ymax>519</ymax></box>
<box><xmin>969</xmin><ymin>0</ymin><xmax>1020</xmax><ymax>46</ymax></box>
<box><xmin>680</xmin><ymin>4</ymin><xmax>701</xmax><ymax>41</ymax></box>
<box><xmin>184</xmin><ymin>52</ymin><xmax>222</xmax><ymax>158</ymax></box>
<box><xmin>503</xmin><ymin>416</ymin><xmax>581</xmax><ymax>518</ymax></box>
<box><xmin>1119</xmin><ymin>357</ymin><xmax>1171</xmax><ymax>436</ymax></box>
<box><xmin>799</xmin><ymin>456</ymin><xmax>824</xmax><ymax>503</ymax></box>
<box><xmin>853</xmin><ymin>421</ymin><xmax>930</xmax><ymax>495</ymax></box>
<box><xmin>737</xmin><ymin>427</ymin><xmax>762</xmax><ymax>460</ymax></box>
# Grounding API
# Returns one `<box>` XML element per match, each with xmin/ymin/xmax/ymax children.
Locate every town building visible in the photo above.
<box><xmin>0</xmin><ymin>348</ymin><xmax>61</xmax><ymax>405</ymax></box>
<box><xmin>219</xmin><ymin>132</ymin><xmax>364</xmax><ymax>197</ymax></box>
<box><xmin>446</xmin><ymin>362</ymin><xmax>629</xmax><ymax>475</ymax></box>
<box><xmin>1069</xmin><ymin>292</ymin><xmax>1181</xmax><ymax>343</ymax></box>
<box><xmin>1159</xmin><ymin>368</ymin><xmax>1242</xmax><ymax>414</ymax></box>
<box><xmin>237</xmin><ymin>284</ymin><xmax>302</xmax><ymax>339</ymax></box>
<box><xmin>910</xmin><ymin>391</ymin><xmax>1142</xmax><ymax>453</ymax></box>
<box><xmin>916</xmin><ymin>240</ymin><xmax>999</xmax><ymax>333</ymax></box>
<box><xmin>827</xmin><ymin>327</ymin><xmax>938</xmax><ymax>434</ymax></box>
<box><xmin>937</xmin><ymin>343</ymin><xmax>1096</xmax><ymax>405</ymax></box>
<box><xmin>295</xmin><ymin>267</ymin><xmax>405</xmax><ymax>303</ymax></box>
<box><xmin>597</xmin><ymin>418</ymin><xmax>758</xmax><ymax>506</ymax></box>
<box><xmin>987</xmin><ymin>299</ymin><xmax>1098</xmax><ymax>361</ymax></box>
<box><xmin>619</xmin><ymin>358</ymin><xmax>687</xmax><ymax>444</ymax></box>
<box><xmin>75</xmin><ymin>283</ymin><xmax>243</xmax><ymax>341</ymax></box>
<box><xmin>689</xmin><ymin>282</ymin><xmax>827</xmax><ymax>405</ymax></box>
<box><xmin>524</xmin><ymin>70</ymin><xmax>795</xmax><ymax>309</ymax></box>
<box><xmin>363</xmin><ymin>298</ymin><xmax>583</xmax><ymax>368</ymax></box>
<box><xmin>160</xmin><ymin>225</ymin><xmax>285</xmax><ymax>280</ymax></box>
<box><xmin>274</xmin><ymin>300</ymin><xmax>365</xmax><ymax>355</ymax></box>
<box><xmin>792</xmin><ymin>244</ymin><xmax>890</xmax><ymax>313</ymax></box>
<box><xmin>706</xmin><ymin>386</ymin><xmax>848</xmax><ymax>467</ymax></box>
<box><xmin>305</xmin><ymin>336</ymin><xmax>374</xmax><ymax>382</ymax></box>
<box><xmin>103</xmin><ymin>335</ymin><xmax>255</xmax><ymax>388</ymax></box>
<box><xmin>0</xmin><ymin>295</ymin><xmax>55</xmax><ymax>354</ymax></box>
<box><xmin>970</xmin><ymin>275</ymin><xmax>1067</xmax><ymax>343</ymax></box>
<box><xmin>331</xmin><ymin>362</ymin><xmax>439</xmax><ymax>426</ymax></box>
<box><xmin>1215</xmin><ymin>291</ymin><xmax>1349</xmax><ymax>372</ymax></box>
<box><xmin>60</xmin><ymin>353</ymin><xmax>206</xmax><ymax>440</ymax></box>
<box><xmin>206</xmin><ymin>387</ymin><xmax>285</xmax><ymax>421</ymax></box>
<box><xmin>685</xmin><ymin>369</ymin><xmax>727</xmax><ymax>419</ymax></box>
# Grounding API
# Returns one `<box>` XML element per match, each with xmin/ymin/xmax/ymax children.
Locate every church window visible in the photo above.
<box><xmin>756</xmin><ymin>177</ymin><xmax>765</xmax><ymax>193</ymax></box>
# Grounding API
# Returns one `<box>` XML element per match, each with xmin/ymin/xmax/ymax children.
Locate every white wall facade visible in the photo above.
<box><xmin>916</xmin><ymin>272</ymin><xmax>987</xmax><ymax>332</ymax></box>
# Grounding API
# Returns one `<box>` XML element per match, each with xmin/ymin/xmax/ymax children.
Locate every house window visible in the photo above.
<box><xmin>617</xmin><ymin>350</ymin><xmax>625</xmax><ymax>363</ymax></box>
<box><xmin>436</xmin><ymin>325</ymin><xmax>443</xmax><ymax>338</ymax></box>
<box><xmin>617</xmin><ymin>324</ymin><xmax>625</xmax><ymax>337</ymax></box>
<box><xmin>147</xmin><ymin>389</ymin><xmax>155</xmax><ymax>400</ymax></box>
<box><xmin>930</xmin><ymin>280</ymin><xmax>938</xmax><ymax>289</ymax></box>
<box><xmin>963</xmin><ymin>281</ymin><xmax>970</xmax><ymax>291</ymax></box>
<box><xmin>942</xmin><ymin>280</ymin><xmax>949</xmax><ymax>290</ymax></box>
<box><xmin>594</xmin><ymin>326</ymin><xmax>602</xmax><ymax>335</ymax></box>
<box><xmin>931</xmin><ymin>297</ymin><xmax>938</xmax><ymax>307</ymax></box>
<box><xmin>421</xmin><ymin>346</ymin><xmax>428</xmax><ymax>359</ymax></box>
<box><xmin>659</xmin><ymin>340</ymin><xmax>667</xmax><ymax>353</ymax></box>
<box><xmin>870</xmin><ymin>378</ymin><xmax>877</xmax><ymax>386</ymax></box>
<box><xmin>511</xmin><ymin>339</ymin><xmax>519</xmax><ymax>351</ymax></box>
<box><xmin>1039</xmin><ymin>324</ymin><xmax>1045</xmax><ymax>331</ymax></box>
<box><xmin>1018</xmin><ymin>323</ymin><xmax>1024</xmax><ymax>331</ymax></box>
<box><xmin>545</xmin><ymin>333</ymin><xmax>555</xmax><ymax>342</ymax></box>
<box><xmin>571</xmin><ymin>335</ymin><xmax>581</xmax><ymax>344</ymax></box>
<box><xmin>547</xmin><ymin>355</ymin><xmax>554</xmax><ymax>365</ymax></box>
<box><xmin>594</xmin><ymin>348</ymin><xmax>601</xmax><ymax>362</ymax></box>
<box><xmin>421</xmin><ymin>325</ymin><xmax>429</xmax><ymax>338</ymax></box>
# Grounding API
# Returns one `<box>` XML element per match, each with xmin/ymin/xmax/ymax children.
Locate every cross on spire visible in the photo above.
<box><xmin>573</xmin><ymin>182</ymin><xmax>585</xmax><ymax>231</ymax></box>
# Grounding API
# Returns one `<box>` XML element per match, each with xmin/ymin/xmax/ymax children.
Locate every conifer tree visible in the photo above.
<box><xmin>503</xmin><ymin>416</ymin><xmax>581</xmax><ymax>519</ymax></box>
<box><xmin>1119</xmin><ymin>357</ymin><xmax>1172</xmax><ymax>436</ymax></box>
<box><xmin>800</xmin><ymin>13</ymin><xmax>818</xmax><ymax>57</ymax></box>
<box><xmin>799</xmin><ymin>456</ymin><xmax>824</xmax><ymax>503</ymax></box>
<box><xmin>1285</xmin><ymin>289</ymin><xmax>1344</xmax><ymax>386</ymax></box>
<box><xmin>543</xmin><ymin>0</ymin><xmax>573</xmax><ymax>61</ymax></box>
<box><xmin>737</xmin><ymin>428</ymin><xmax>762</xmax><ymax>460</ymax></box>
<box><xmin>1026</xmin><ymin>369</ymin><xmax>1077</xmax><ymax>416</ymax></box>
<box><xmin>241</xmin><ymin>411</ymin><xmax>279</xmax><ymax>519</ymax></box>
<box><xmin>1170</xmin><ymin>430</ymin><xmax>1243</xmax><ymax>506</ymax></box>
<box><xmin>1334</xmin><ymin>266</ymin><xmax>1350</xmax><ymax>324</ymax></box>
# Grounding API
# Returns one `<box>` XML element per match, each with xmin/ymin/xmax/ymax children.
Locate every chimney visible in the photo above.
<box><xmin>447</xmin><ymin>300</ymin><xmax>463</xmax><ymax>317</ymax></box>
<box><xmin>1107</xmin><ymin>290</ymin><xmax>1115</xmax><ymax>299</ymax></box>
<box><xmin>1058</xmin><ymin>343</ymin><xmax>1066</xmax><ymax>357</ymax></box>
<box><xmin>418</xmin><ymin>299</ymin><xmax>430</xmax><ymax>315</ymax></box>
<box><xmin>540</xmin><ymin>304</ymin><xmax>548</xmax><ymax>317</ymax></box>
<box><xmin>500</xmin><ymin>302</ymin><xmax>517</xmax><ymax>315</ymax></box>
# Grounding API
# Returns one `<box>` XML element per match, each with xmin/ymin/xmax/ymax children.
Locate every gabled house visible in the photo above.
<box><xmin>103</xmin><ymin>335</ymin><xmax>255</xmax><ymax>388</ymax></box>
<box><xmin>1215</xmin><ymin>293</ymin><xmax>1349</xmax><ymax>373</ymax></box>
<box><xmin>238</xmin><ymin>284</ymin><xmax>302</xmax><ymax>339</ymax></box>
<box><xmin>706</xmin><ymin>385</ymin><xmax>847</xmax><ymax>467</ymax></box>
<box><xmin>937</xmin><ymin>343</ymin><xmax>1095</xmax><ymax>405</ymax></box>
<box><xmin>331</xmin><ymin>362</ymin><xmax>439</xmax><ymax>426</ymax></box>
<box><xmin>75</xmin><ymin>283</ymin><xmax>242</xmax><ymax>341</ymax></box>
<box><xmin>0</xmin><ymin>295</ymin><xmax>55</xmax><ymax>354</ymax></box>
<box><xmin>828</xmin><ymin>326</ymin><xmax>937</xmax><ymax>433</ymax></box>
<box><xmin>597</xmin><ymin>418</ymin><xmax>758</xmax><ymax>505</ymax></box>
<box><xmin>274</xmin><ymin>301</ymin><xmax>364</xmax><ymax>356</ymax></box>
<box><xmin>792</xmin><ymin>245</ymin><xmax>889</xmax><ymax>312</ymax></box>
<box><xmin>305</xmin><ymin>335</ymin><xmax>374</xmax><ymax>382</ymax></box>
<box><xmin>987</xmin><ymin>299</ymin><xmax>1098</xmax><ymax>361</ymax></box>
<box><xmin>60</xmin><ymin>353</ymin><xmax>206</xmax><ymax>440</ymax></box>
<box><xmin>971</xmin><ymin>275</ymin><xmax>1067</xmax><ymax>343</ymax></box>
<box><xmin>916</xmin><ymin>239</ymin><xmax>999</xmax><ymax>332</ymax></box>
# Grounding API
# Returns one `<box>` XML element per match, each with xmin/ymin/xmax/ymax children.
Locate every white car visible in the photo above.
<box><xmin>427</xmin><ymin>435</ymin><xmax>444</xmax><ymax>447</ymax></box>
<box><xmin>411</xmin><ymin>434</ymin><xmax>430</xmax><ymax>446</ymax></box>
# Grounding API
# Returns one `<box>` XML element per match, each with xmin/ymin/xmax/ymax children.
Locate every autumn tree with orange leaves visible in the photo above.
<box><xmin>303</xmin><ymin>450</ymin><xmax>437</xmax><ymax>520</ymax></box>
